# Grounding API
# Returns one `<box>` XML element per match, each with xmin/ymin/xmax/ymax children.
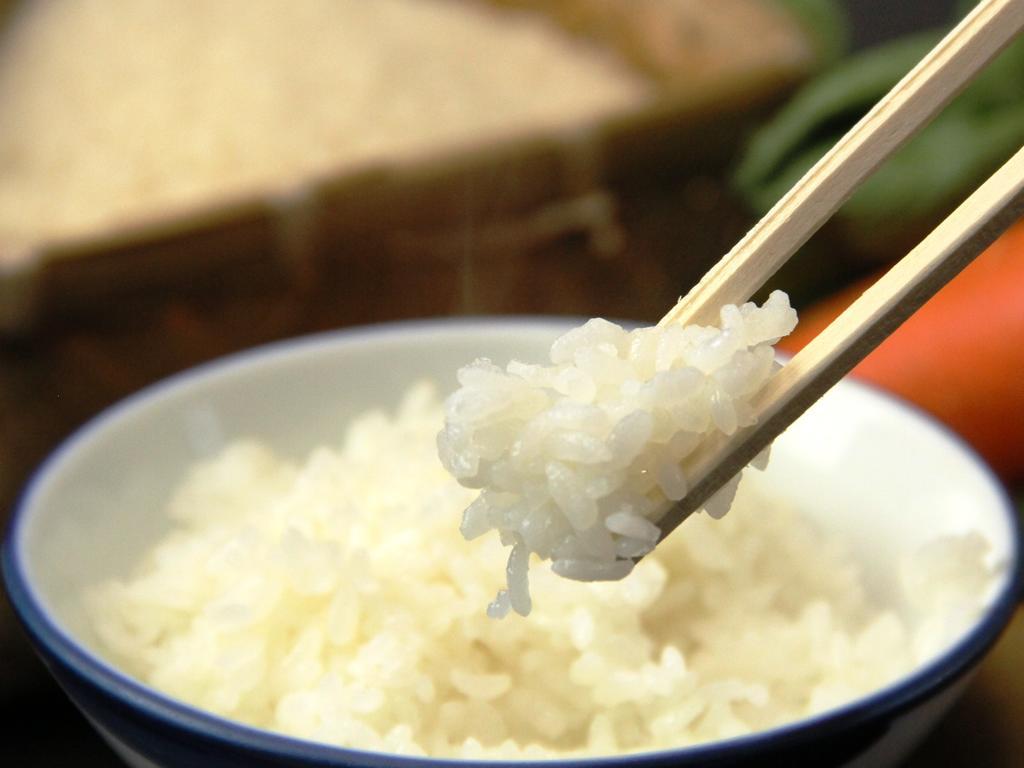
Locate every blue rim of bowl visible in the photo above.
<box><xmin>2</xmin><ymin>317</ymin><xmax>1022</xmax><ymax>767</ymax></box>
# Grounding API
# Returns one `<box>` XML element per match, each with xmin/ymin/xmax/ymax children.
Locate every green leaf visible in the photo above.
<box><xmin>733</xmin><ymin>9</ymin><xmax>1024</xmax><ymax>237</ymax></box>
<box><xmin>842</xmin><ymin>105</ymin><xmax>1024</xmax><ymax>224</ymax></box>
<box><xmin>734</xmin><ymin>32</ymin><xmax>939</xmax><ymax>203</ymax></box>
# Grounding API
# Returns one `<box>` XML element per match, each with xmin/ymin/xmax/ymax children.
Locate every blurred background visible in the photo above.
<box><xmin>1</xmin><ymin>0</ymin><xmax>1021</xmax><ymax>764</ymax></box>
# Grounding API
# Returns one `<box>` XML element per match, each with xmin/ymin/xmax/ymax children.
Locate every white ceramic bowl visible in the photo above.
<box><xmin>3</xmin><ymin>318</ymin><xmax>1021</xmax><ymax>768</ymax></box>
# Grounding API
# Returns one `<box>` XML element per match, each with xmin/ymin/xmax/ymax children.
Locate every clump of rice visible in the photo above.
<box><xmin>86</xmin><ymin>383</ymin><xmax>993</xmax><ymax>759</ymax></box>
<box><xmin>438</xmin><ymin>291</ymin><xmax>798</xmax><ymax>616</ymax></box>
<box><xmin>0</xmin><ymin>0</ymin><xmax>648</xmax><ymax>246</ymax></box>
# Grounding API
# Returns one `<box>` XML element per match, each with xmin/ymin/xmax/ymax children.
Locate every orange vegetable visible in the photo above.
<box><xmin>779</xmin><ymin>220</ymin><xmax>1024</xmax><ymax>482</ymax></box>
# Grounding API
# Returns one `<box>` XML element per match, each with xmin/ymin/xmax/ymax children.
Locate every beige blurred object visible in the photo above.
<box><xmin>0</xmin><ymin>0</ymin><xmax>649</xmax><ymax>252</ymax></box>
<box><xmin>0</xmin><ymin>0</ymin><xmax>815</xmax><ymax>331</ymax></box>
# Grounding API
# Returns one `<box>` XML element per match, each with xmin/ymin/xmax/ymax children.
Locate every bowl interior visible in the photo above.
<box><xmin>12</xmin><ymin>319</ymin><xmax>1017</xmax><ymax>674</ymax></box>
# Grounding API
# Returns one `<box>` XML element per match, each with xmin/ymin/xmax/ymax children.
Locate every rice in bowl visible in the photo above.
<box><xmin>85</xmin><ymin>383</ymin><xmax>995</xmax><ymax>759</ymax></box>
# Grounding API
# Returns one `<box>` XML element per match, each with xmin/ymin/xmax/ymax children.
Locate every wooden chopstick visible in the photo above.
<box><xmin>649</xmin><ymin>0</ymin><xmax>1024</xmax><ymax>540</ymax></box>
<box><xmin>656</xmin><ymin>144</ymin><xmax>1024</xmax><ymax>537</ymax></box>
<box><xmin>659</xmin><ymin>0</ymin><xmax>1024</xmax><ymax>330</ymax></box>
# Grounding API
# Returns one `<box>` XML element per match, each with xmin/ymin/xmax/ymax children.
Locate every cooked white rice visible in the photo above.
<box><xmin>438</xmin><ymin>291</ymin><xmax>798</xmax><ymax>616</ymax></box>
<box><xmin>86</xmin><ymin>383</ymin><xmax>993</xmax><ymax>759</ymax></box>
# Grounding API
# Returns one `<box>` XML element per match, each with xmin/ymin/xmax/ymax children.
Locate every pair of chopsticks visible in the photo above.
<box><xmin>655</xmin><ymin>0</ymin><xmax>1024</xmax><ymax>539</ymax></box>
